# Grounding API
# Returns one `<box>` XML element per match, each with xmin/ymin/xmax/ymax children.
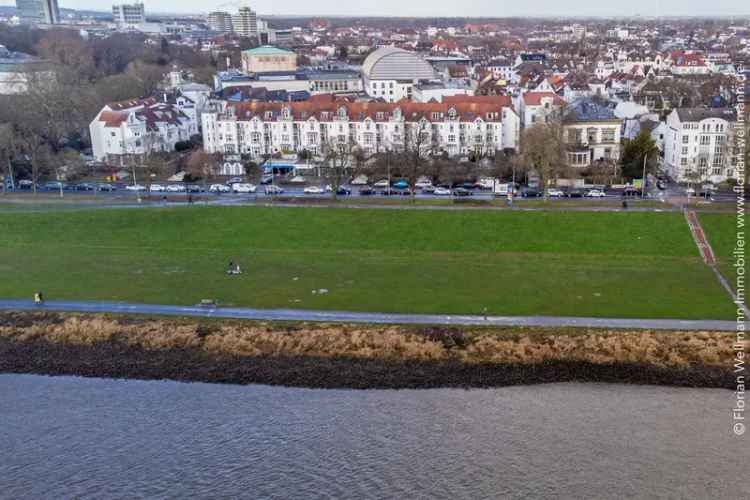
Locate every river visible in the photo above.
<box><xmin>0</xmin><ymin>374</ymin><xmax>746</xmax><ymax>499</ymax></box>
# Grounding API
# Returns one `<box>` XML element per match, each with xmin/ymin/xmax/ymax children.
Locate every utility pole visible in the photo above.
<box><xmin>641</xmin><ymin>153</ymin><xmax>648</xmax><ymax>199</ymax></box>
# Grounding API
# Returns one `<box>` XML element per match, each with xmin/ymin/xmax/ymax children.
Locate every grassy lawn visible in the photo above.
<box><xmin>0</xmin><ymin>206</ymin><xmax>733</xmax><ymax>319</ymax></box>
<box><xmin>699</xmin><ymin>212</ymin><xmax>741</xmax><ymax>289</ymax></box>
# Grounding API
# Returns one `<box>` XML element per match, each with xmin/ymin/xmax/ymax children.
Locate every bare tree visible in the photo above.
<box><xmin>319</xmin><ymin>138</ymin><xmax>354</xmax><ymax>198</ymax></box>
<box><xmin>186</xmin><ymin>149</ymin><xmax>220</xmax><ymax>192</ymax></box>
<box><xmin>396</xmin><ymin>120</ymin><xmax>433</xmax><ymax>201</ymax></box>
<box><xmin>516</xmin><ymin>122</ymin><xmax>568</xmax><ymax>198</ymax></box>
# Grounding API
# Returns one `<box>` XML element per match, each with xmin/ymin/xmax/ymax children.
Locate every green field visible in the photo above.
<box><xmin>700</xmin><ymin>212</ymin><xmax>742</xmax><ymax>289</ymax></box>
<box><xmin>0</xmin><ymin>206</ymin><xmax>734</xmax><ymax>319</ymax></box>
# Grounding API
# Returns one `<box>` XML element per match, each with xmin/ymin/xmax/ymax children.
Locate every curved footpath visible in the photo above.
<box><xmin>0</xmin><ymin>299</ymin><xmax>736</xmax><ymax>331</ymax></box>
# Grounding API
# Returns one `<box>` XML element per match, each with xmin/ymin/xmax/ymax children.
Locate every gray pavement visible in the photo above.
<box><xmin>0</xmin><ymin>299</ymin><xmax>736</xmax><ymax>331</ymax></box>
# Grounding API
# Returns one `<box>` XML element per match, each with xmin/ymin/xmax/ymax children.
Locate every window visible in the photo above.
<box><xmin>682</xmin><ymin>135</ymin><xmax>689</xmax><ymax>144</ymax></box>
<box><xmin>681</xmin><ymin>158</ymin><xmax>688</xmax><ymax>166</ymax></box>
<box><xmin>700</xmin><ymin>135</ymin><xmax>710</xmax><ymax>145</ymax></box>
<box><xmin>602</xmin><ymin>128</ymin><xmax>616</xmax><ymax>143</ymax></box>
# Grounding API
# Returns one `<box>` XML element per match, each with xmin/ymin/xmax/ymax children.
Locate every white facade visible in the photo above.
<box><xmin>516</xmin><ymin>91</ymin><xmax>566</xmax><ymax>129</ymax></box>
<box><xmin>202</xmin><ymin>99</ymin><xmax>519</xmax><ymax>160</ymax></box>
<box><xmin>112</xmin><ymin>2</ymin><xmax>145</xmax><ymax>29</ymax></box>
<box><xmin>362</xmin><ymin>46</ymin><xmax>437</xmax><ymax>102</ymax></box>
<box><xmin>232</xmin><ymin>7</ymin><xmax>258</xmax><ymax>39</ymax></box>
<box><xmin>89</xmin><ymin>95</ymin><xmax>199</xmax><ymax>162</ymax></box>
<box><xmin>663</xmin><ymin>108</ymin><xmax>739</xmax><ymax>183</ymax></box>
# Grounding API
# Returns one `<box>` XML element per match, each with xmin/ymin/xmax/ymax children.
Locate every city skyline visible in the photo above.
<box><xmin>2</xmin><ymin>0</ymin><xmax>750</xmax><ymax>17</ymax></box>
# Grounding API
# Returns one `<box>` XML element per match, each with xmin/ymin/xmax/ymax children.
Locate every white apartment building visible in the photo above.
<box><xmin>362</xmin><ymin>46</ymin><xmax>437</xmax><ymax>102</ymax></box>
<box><xmin>89</xmin><ymin>94</ymin><xmax>199</xmax><ymax>162</ymax></box>
<box><xmin>663</xmin><ymin>108</ymin><xmax>739</xmax><ymax>183</ymax></box>
<box><xmin>201</xmin><ymin>97</ymin><xmax>520</xmax><ymax>160</ymax></box>
<box><xmin>516</xmin><ymin>91</ymin><xmax>566</xmax><ymax>129</ymax></box>
<box><xmin>207</xmin><ymin>11</ymin><xmax>232</xmax><ymax>33</ymax></box>
<box><xmin>563</xmin><ymin>98</ymin><xmax>622</xmax><ymax>167</ymax></box>
<box><xmin>232</xmin><ymin>7</ymin><xmax>258</xmax><ymax>39</ymax></box>
<box><xmin>112</xmin><ymin>3</ymin><xmax>145</xmax><ymax>29</ymax></box>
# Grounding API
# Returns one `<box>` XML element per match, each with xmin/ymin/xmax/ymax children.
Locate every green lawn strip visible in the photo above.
<box><xmin>698</xmin><ymin>212</ymin><xmax>742</xmax><ymax>290</ymax></box>
<box><xmin>0</xmin><ymin>206</ymin><xmax>697</xmax><ymax>257</ymax></box>
<box><xmin>0</xmin><ymin>247</ymin><xmax>730</xmax><ymax>320</ymax></box>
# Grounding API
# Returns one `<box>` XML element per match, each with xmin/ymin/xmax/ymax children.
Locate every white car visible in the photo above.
<box><xmin>685</xmin><ymin>187</ymin><xmax>696</xmax><ymax>196</ymax></box>
<box><xmin>586</xmin><ymin>189</ymin><xmax>606</xmax><ymax>198</ymax></box>
<box><xmin>265</xmin><ymin>185</ymin><xmax>284</xmax><ymax>195</ymax></box>
<box><xmin>166</xmin><ymin>184</ymin><xmax>185</xmax><ymax>192</ymax></box>
<box><xmin>125</xmin><ymin>184</ymin><xmax>145</xmax><ymax>192</ymax></box>
<box><xmin>232</xmin><ymin>183</ymin><xmax>257</xmax><ymax>193</ymax></box>
<box><xmin>373</xmin><ymin>179</ymin><xmax>390</xmax><ymax>188</ymax></box>
<box><xmin>149</xmin><ymin>184</ymin><xmax>165</xmax><ymax>192</ymax></box>
<box><xmin>415</xmin><ymin>179</ymin><xmax>433</xmax><ymax>189</ymax></box>
<box><xmin>547</xmin><ymin>189</ymin><xmax>565</xmax><ymax>197</ymax></box>
<box><xmin>209</xmin><ymin>184</ymin><xmax>231</xmax><ymax>193</ymax></box>
<box><xmin>304</xmin><ymin>186</ymin><xmax>325</xmax><ymax>194</ymax></box>
<box><xmin>434</xmin><ymin>187</ymin><xmax>452</xmax><ymax>196</ymax></box>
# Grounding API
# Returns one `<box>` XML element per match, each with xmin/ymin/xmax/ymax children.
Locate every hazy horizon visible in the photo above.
<box><xmin>0</xmin><ymin>0</ymin><xmax>749</xmax><ymax>18</ymax></box>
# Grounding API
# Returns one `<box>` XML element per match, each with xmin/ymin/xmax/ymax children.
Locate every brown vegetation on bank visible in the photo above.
<box><xmin>0</xmin><ymin>312</ymin><xmax>737</xmax><ymax>389</ymax></box>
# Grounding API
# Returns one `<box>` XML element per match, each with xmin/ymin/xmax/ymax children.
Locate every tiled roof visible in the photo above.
<box><xmin>522</xmin><ymin>92</ymin><xmax>565</xmax><ymax>106</ymax></box>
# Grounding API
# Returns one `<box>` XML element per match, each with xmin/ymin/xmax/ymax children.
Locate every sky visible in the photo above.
<box><xmin>1</xmin><ymin>0</ymin><xmax>748</xmax><ymax>17</ymax></box>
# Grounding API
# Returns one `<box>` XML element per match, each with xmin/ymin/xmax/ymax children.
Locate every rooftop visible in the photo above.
<box><xmin>242</xmin><ymin>45</ymin><xmax>294</xmax><ymax>55</ymax></box>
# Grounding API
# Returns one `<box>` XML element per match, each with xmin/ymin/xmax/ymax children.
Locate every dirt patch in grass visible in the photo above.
<box><xmin>0</xmin><ymin>312</ymin><xmax>736</xmax><ymax>389</ymax></box>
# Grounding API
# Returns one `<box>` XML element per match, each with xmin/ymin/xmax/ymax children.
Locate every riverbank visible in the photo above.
<box><xmin>0</xmin><ymin>312</ymin><xmax>736</xmax><ymax>389</ymax></box>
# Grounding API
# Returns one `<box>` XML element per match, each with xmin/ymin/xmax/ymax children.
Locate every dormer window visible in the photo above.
<box><xmin>338</xmin><ymin>106</ymin><xmax>347</xmax><ymax>119</ymax></box>
<box><xmin>282</xmin><ymin>106</ymin><xmax>291</xmax><ymax>119</ymax></box>
<box><xmin>447</xmin><ymin>107</ymin><xmax>457</xmax><ymax>120</ymax></box>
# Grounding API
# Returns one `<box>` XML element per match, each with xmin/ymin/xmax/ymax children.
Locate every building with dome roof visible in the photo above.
<box><xmin>362</xmin><ymin>46</ymin><xmax>437</xmax><ymax>102</ymax></box>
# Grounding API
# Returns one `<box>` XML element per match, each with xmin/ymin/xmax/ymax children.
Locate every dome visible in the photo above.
<box><xmin>362</xmin><ymin>46</ymin><xmax>436</xmax><ymax>81</ymax></box>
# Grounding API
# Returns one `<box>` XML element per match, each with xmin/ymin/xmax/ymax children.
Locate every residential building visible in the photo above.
<box><xmin>16</xmin><ymin>0</ymin><xmax>59</xmax><ymax>25</ymax></box>
<box><xmin>112</xmin><ymin>3</ymin><xmax>146</xmax><ymax>29</ymax></box>
<box><xmin>362</xmin><ymin>46</ymin><xmax>437</xmax><ymax>102</ymax></box>
<box><xmin>516</xmin><ymin>91</ymin><xmax>566</xmax><ymax>129</ymax></box>
<box><xmin>207</xmin><ymin>11</ymin><xmax>233</xmax><ymax>33</ymax></box>
<box><xmin>241</xmin><ymin>45</ymin><xmax>297</xmax><ymax>74</ymax></box>
<box><xmin>563</xmin><ymin>98</ymin><xmax>622</xmax><ymax>167</ymax></box>
<box><xmin>201</xmin><ymin>97</ymin><xmax>519</xmax><ymax>159</ymax></box>
<box><xmin>663</xmin><ymin>107</ymin><xmax>739</xmax><ymax>183</ymax></box>
<box><xmin>89</xmin><ymin>94</ymin><xmax>199</xmax><ymax>162</ymax></box>
<box><xmin>232</xmin><ymin>6</ymin><xmax>258</xmax><ymax>39</ymax></box>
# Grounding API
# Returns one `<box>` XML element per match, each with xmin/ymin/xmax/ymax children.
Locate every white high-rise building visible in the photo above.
<box><xmin>16</xmin><ymin>0</ymin><xmax>59</xmax><ymax>25</ymax></box>
<box><xmin>232</xmin><ymin>6</ymin><xmax>258</xmax><ymax>39</ymax></box>
<box><xmin>207</xmin><ymin>11</ymin><xmax>233</xmax><ymax>32</ymax></box>
<box><xmin>112</xmin><ymin>3</ymin><xmax>146</xmax><ymax>28</ymax></box>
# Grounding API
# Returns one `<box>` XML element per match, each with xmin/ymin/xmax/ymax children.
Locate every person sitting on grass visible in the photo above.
<box><xmin>226</xmin><ymin>261</ymin><xmax>242</xmax><ymax>275</ymax></box>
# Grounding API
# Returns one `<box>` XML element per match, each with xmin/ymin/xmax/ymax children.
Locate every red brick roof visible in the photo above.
<box><xmin>522</xmin><ymin>91</ymin><xmax>565</xmax><ymax>106</ymax></box>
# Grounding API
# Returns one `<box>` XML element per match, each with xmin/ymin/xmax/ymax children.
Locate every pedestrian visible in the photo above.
<box><xmin>34</xmin><ymin>291</ymin><xmax>44</xmax><ymax>305</ymax></box>
<box><xmin>188</xmin><ymin>194</ymin><xmax>193</xmax><ymax>205</ymax></box>
<box><xmin>622</xmin><ymin>198</ymin><xmax>628</xmax><ymax>209</ymax></box>
<box><xmin>227</xmin><ymin>261</ymin><xmax>234</xmax><ymax>274</ymax></box>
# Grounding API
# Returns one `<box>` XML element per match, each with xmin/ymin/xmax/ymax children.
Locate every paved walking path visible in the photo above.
<box><xmin>0</xmin><ymin>299</ymin><xmax>735</xmax><ymax>331</ymax></box>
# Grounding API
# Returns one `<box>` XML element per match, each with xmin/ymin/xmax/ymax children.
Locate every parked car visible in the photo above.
<box><xmin>623</xmin><ymin>187</ymin><xmax>642</xmax><ymax>197</ymax></box>
<box><xmin>586</xmin><ymin>189</ymin><xmax>606</xmax><ymax>198</ymax></box>
<box><xmin>656</xmin><ymin>180</ymin><xmax>666</xmax><ymax>190</ymax></box>
<box><xmin>547</xmin><ymin>188</ymin><xmax>565</xmax><ymax>198</ymax></box>
<box><xmin>335</xmin><ymin>186</ymin><xmax>352</xmax><ymax>196</ymax></box>
<box><xmin>260</xmin><ymin>175</ymin><xmax>274</xmax><ymax>185</ymax></box>
<box><xmin>233</xmin><ymin>183</ymin><xmax>257</xmax><ymax>193</ymax></box>
<box><xmin>149</xmin><ymin>184</ymin><xmax>165</xmax><ymax>192</ymax></box>
<box><xmin>434</xmin><ymin>187</ymin><xmax>452</xmax><ymax>196</ymax></box>
<box><xmin>76</xmin><ymin>183</ymin><xmax>96</xmax><ymax>191</ymax></box>
<box><xmin>304</xmin><ymin>186</ymin><xmax>325</xmax><ymax>194</ymax></box>
<box><xmin>567</xmin><ymin>190</ymin><xmax>585</xmax><ymax>198</ymax></box>
<box><xmin>98</xmin><ymin>183</ymin><xmax>117</xmax><ymax>192</ymax></box>
<box><xmin>520</xmin><ymin>188</ymin><xmax>542</xmax><ymax>198</ymax></box>
<box><xmin>393</xmin><ymin>180</ymin><xmax>409</xmax><ymax>190</ymax></box>
<box><xmin>43</xmin><ymin>181</ymin><xmax>65</xmax><ymax>191</ymax></box>
<box><xmin>186</xmin><ymin>184</ymin><xmax>202</xmax><ymax>193</ymax></box>
<box><xmin>380</xmin><ymin>188</ymin><xmax>399</xmax><ymax>196</ymax></box>
<box><xmin>17</xmin><ymin>180</ymin><xmax>34</xmax><ymax>190</ymax></box>
<box><xmin>358</xmin><ymin>187</ymin><xmax>375</xmax><ymax>196</ymax></box>
<box><xmin>209</xmin><ymin>184</ymin><xmax>231</xmax><ymax>193</ymax></box>
<box><xmin>125</xmin><ymin>184</ymin><xmax>145</xmax><ymax>192</ymax></box>
<box><xmin>421</xmin><ymin>184</ymin><xmax>436</xmax><ymax>193</ymax></box>
<box><xmin>453</xmin><ymin>187</ymin><xmax>473</xmax><ymax>197</ymax></box>
<box><xmin>415</xmin><ymin>179</ymin><xmax>433</xmax><ymax>189</ymax></box>
<box><xmin>226</xmin><ymin>177</ymin><xmax>243</xmax><ymax>185</ymax></box>
<box><xmin>373</xmin><ymin>179</ymin><xmax>389</xmax><ymax>188</ymax></box>
<box><xmin>685</xmin><ymin>187</ymin><xmax>696</xmax><ymax>196</ymax></box>
<box><xmin>166</xmin><ymin>184</ymin><xmax>185</xmax><ymax>192</ymax></box>
<box><xmin>265</xmin><ymin>185</ymin><xmax>284</xmax><ymax>195</ymax></box>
